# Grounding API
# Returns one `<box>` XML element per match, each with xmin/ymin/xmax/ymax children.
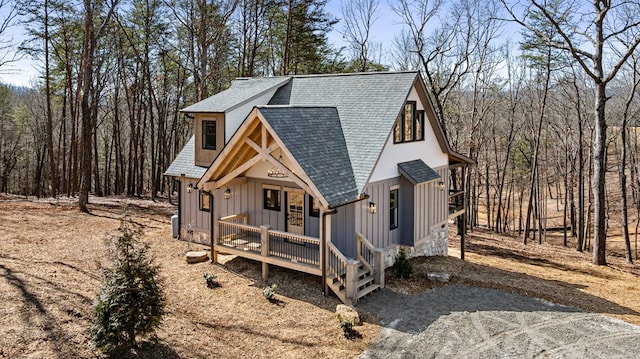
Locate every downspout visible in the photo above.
<box><xmin>321</xmin><ymin>193</ymin><xmax>370</xmax><ymax>296</ymax></box>
<box><xmin>178</xmin><ymin>175</ymin><xmax>183</xmax><ymax>239</ymax></box>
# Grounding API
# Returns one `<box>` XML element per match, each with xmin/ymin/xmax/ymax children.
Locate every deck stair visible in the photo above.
<box><xmin>326</xmin><ymin>233</ymin><xmax>385</xmax><ymax>304</ymax></box>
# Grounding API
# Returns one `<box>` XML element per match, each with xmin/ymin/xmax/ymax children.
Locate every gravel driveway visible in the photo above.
<box><xmin>357</xmin><ymin>285</ymin><xmax>640</xmax><ymax>359</ymax></box>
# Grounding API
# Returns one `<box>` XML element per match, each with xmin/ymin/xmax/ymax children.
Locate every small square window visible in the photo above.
<box><xmin>264</xmin><ymin>188</ymin><xmax>281</xmax><ymax>211</ymax></box>
<box><xmin>200</xmin><ymin>191</ymin><xmax>211</xmax><ymax>212</ymax></box>
<box><xmin>309</xmin><ymin>195</ymin><xmax>320</xmax><ymax>217</ymax></box>
<box><xmin>202</xmin><ymin>120</ymin><xmax>216</xmax><ymax>150</ymax></box>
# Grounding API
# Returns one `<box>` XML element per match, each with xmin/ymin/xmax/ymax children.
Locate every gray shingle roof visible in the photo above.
<box><xmin>164</xmin><ymin>136</ymin><xmax>207</xmax><ymax>178</ymax></box>
<box><xmin>258</xmin><ymin>106</ymin><xmax>359</xmax><ymax>208</ymax></box>
<box><xmin>181</xmin><ymin>77</ymin><xmax>290</xmax><ymax>113</ymax></box>
<box><xmin>398</xmin><ymin>159</ymin><xmax>441</xmax><ymax>185</ymax></box>
<box><xmin>270</xmin><ymin>72</ymin><xmax>419</xmax><ymax>194</ymax></box>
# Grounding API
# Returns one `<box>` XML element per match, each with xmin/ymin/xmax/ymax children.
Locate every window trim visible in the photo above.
<box><xmin>309</xmin><ymin>195</ymin><xmax>320</xmax><ymax>217</ymax></box>
<box><xmin>390</xmin><ymin>188</ymin><xmax>399</xmax><ymax>230</ymax></box>
<box><xmin>393</xmin><ymin>101</ymin><xmax>425</xmax><ymax>144</ymax></box>
<box><xmin>202</xmin><ymin>120</ymin><xmax>217</xmax><ymax>150</ymax></box>
<box><xmin>263</xmin><ymin>188</ymin><xmax>281</xmax><ymax>211</ymax></box>
<box><xmin>199</xmin><ymin>190</ymin><xmax>212</xmax><ymax>212</ymax></box>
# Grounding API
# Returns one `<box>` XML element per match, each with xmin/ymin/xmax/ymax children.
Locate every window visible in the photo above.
<box><xmin>202</xmin><ymin>120</ymin><xmax>216</xmax><ymax>150</ymax></box>
<box><xmin>393</xmin><ymin>101</ymin><xmax>424</xmax><ymax>144</ymax></box>
<box><xmin>309</xmin><ymin>195</ymin><xmax>320</xmax><ymax>217</ymax></box>
<box><xmin>200</xmin><ymin>191</ymin><xmax>211</xmax><ymax>212</ymax></box>
<box><xmin>415</xmin><ymin>110</ymin><xmax>424</xmax><ymax>140</ymax></box>
<box><xmin>390</xmin><ymin>188</ymin><xmax>398</xmax><ymax>230</ymax></box>
<box><xmin>263</xmin><ymin>188</ymin><xmax>281</xmax><ymax>211</ymax></box>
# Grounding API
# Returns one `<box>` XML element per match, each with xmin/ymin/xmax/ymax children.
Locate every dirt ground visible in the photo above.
<box><xmin>1</xmin><ymin>196</ymin><xmax>640</xmax><ymax>358</ymax></box>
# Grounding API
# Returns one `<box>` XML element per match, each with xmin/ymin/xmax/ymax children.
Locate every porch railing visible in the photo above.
<box><xmin>327</xmin><ymin>242</ymin><xmax>359</xmax><ymax>300</ymax></box>
<box><xmin>449</xmin><ymin>190</ymin><xmax>465</xmax><ymax>215</ymax></box>
<box><xmin>217</xmin><ymin>215</ymin><xmax>320</xmax><ymax>266</ymax></box>
<box><xmin>356</xmin><ymin>232</ymin><xmax>385</xmax><ymax>287</ymax></box>
<box><xmin>268</xmin><ymin>230</ymin><xmax>320</xmax><ymax>266</ymax></box>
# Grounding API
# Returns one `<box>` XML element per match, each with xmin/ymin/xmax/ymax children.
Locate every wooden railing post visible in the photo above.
<box><xmin>260</xmin><ymin>225</ymin><xmax>270</xmax><ymax>280</ymax></box>
<box><xmin>345</xmin><ymin>260</ymin><xmax>358</xmax><ymax>301</ymax></box>
<box><xmin>375</xmin><ymin>249</ymin><xmax>385</xmax><ymax>288</ymax></box>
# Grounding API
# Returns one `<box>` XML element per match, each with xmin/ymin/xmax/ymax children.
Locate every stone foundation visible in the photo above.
<box><xmin>382</xmin><ymin>224</ymin><xmax>449</xmax><ymax>268</ymax></box>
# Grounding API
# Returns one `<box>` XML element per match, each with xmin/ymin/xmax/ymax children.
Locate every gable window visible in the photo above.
<box><xmin>390</xmin><ymin>188</ymin><xmax>398</xmax><ymax>230</ymax></box>
<box><xmin>264</xmin><ymin>188</ymin><xmax>281</xmax><ymax>211</ymax></box>
<box><xmin>309</xmin><ymin>195</ymin><xmax>320</xmax><ymax>217</ymax></box>
<box><xmin>200</xmin><ymin>191</ymin><xmax>211</xmax><ymax>212</ymax></box>
<box><xmin>202</xmin><ymin>120</ymin><xmax>216</xmax><ymax>150</ymax></box>
<box><xmin>393</xmin><ymin>101</ymin><xmax>424</xmax><ymax>144</ymax></box>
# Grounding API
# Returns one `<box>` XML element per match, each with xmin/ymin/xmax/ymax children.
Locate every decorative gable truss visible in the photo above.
<box><xmin>196</xmin><ymin>107</ymin><xmax>330</xmax><ymax>210</ymax></box>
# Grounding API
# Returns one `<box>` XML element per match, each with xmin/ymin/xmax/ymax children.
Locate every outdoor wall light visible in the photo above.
<box><xmin>438</xmin><ymin>181</ymin><xmax>445</xmax><ymax>191</ymax></box>
<box><xmin>187</xmin><ymin>183</ymin><xmax>194</xmax><ymax>193</ymax></box>
<box><xmin>369</xmin><ymin>202</ymin><xmax>377</xmax><ymax>214</ymax></box>
<box><xmin>224</xmin><ymin>188</ymin><xmax>231</xmax><ymax>199</ymax></box>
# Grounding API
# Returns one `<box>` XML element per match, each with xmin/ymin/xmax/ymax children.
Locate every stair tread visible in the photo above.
<box><xmin>356</xmin><ymin>283</ymin><xmax>380</xmax><ymax>300</ymax></box>
<box><xmin>356</xmin><ymin>276</ymin><xmax>375</xmax><ymax>288</ymax></box>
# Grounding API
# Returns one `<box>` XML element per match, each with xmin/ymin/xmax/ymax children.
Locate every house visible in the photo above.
<box><xmin>164</xmin><ymin>71</ymin><xmax>472</xmax><ymax>303</ymax></box>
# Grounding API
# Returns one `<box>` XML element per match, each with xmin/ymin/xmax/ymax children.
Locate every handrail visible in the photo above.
<box><xmin>355</xmin><ymin>232</ymin><xmax>385</xmax><ymax>288</ymax></box>
<box><xmin>220</xmin><ymin>213</ymin><xmax>248</xmax><ymax>224</ymax></box>
<box><xmin>326</xmin><ymin>242</ymin><xmax>358</xmax><ymax>295</ymax></box>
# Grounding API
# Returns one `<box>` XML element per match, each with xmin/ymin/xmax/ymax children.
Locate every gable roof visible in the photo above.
<box><xmin>181</xmin><ymin>77</ymin><xmax>290</xmax><ymax>113</ymax></box>
<box><xmin>258</xmin><ymin>106</ymin><xmax>359</xmax><ymax>207</ymax></box>
<box><xmin>164</xmin><ymin>136</ymin><xmax>207</xmax><ymax>178</ymax></box>
<box><xmin>398</xmin><ymin>160</ymin><xmax>440</xmax><ymax>185</ymax></box>
<box><xmin>268</xmin><ymin>71</ymin><xmax>419</xmax><ymax>194</ymax></box>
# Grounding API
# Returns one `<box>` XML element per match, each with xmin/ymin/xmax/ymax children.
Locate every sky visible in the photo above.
<box><xmin>0</xmin><ymin>0</ymin><xmax>512</xmax><ymax>88</ymax></box>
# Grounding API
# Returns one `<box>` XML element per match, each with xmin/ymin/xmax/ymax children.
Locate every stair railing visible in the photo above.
<box><xmin>356</xmin><ymin>232</ymin><xmax>385</xmax><ymax>288</ymax></box>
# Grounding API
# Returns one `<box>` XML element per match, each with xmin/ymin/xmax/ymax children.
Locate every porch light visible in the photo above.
<box><xmin>187</xmin><ymin>183</ymin><xmax>194</xmax><ymax>193</ymax></box>
<box><xmin>438</xmin><ymin>181</ymin><xmax>445</xmax><ymax>191</ymax></box>
<box><xmin>369</xmin><ymin>202</ymin><xmax>377</xmax><ymax>214</ymax></box>
<box><xmin>224</xmin><ymin>188</ymin><xmax>231</xmax><ymax>199</ymax></box>
<box><xmin>267</xmin><ymin>155</ymin><xmax>288</xmax><ymax>178</ymax></box>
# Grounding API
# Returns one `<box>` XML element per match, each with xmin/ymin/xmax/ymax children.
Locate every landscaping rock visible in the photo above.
<box><xmin>186</xmin><ymin>251</ymin><xmax>209</xmax><ymax>264</ymax></box>
<box><xmin>336</xmin><ymin>304</ymin><xmax>361</xmax><ymax>326</ymax></box>
<box><xmin>427</xmin><ymin>272</ymin><xmax>450</xmax><ymax>283</ymax></box>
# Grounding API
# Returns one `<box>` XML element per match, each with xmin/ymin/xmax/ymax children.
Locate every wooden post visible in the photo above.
<box><xmin>345</xmin><ymin>260</ymin><xmax>358</xmax><ymax>301</ymax></box>
<box><xmin>375</xmin><ymin>248</ymin><xmax>385</xmax><ymax>288</ymax></box>
<box><xmin>261</xmin><ymin>225</ymin><xmax>270</xmax><ymax>280</ymax></box>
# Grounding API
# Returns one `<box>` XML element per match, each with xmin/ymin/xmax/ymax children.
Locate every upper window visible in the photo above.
<box><xmin>390</xmin><ymin>188</ymin><xmax>398</xmax><ymax>230</ymax></box>
<box><xmin>309</xmin><ymin>195</ymin><xmax>320</xmax><ymax>217</ymax></box>
<box><xmin>200</xmin><ymin>190</ymin><xmax>211</xmax><ymax>212</ymax></box>
<box><xmin>264</xmin><ymin>188</ymin><xmax>281</xmax><ymax>211</ymax></box>
<box><xmin>202</xmin><ymin>120</ymin><xmax>216</xmax><ymax>150</ymax></box>
<box><xmin>393</xmin><ymin>101</ymin><xmax>424</xmax><ymax>144</ymax></box>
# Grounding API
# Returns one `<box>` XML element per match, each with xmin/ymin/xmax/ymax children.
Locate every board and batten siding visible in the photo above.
<box><xmin>413</xmin><ymin>166</ymin><xmax>449</xmax><ymax>245</ymax></box>
<box><xmin>355</xmin><ymin>177</ymin><xmax>401</xmax><ymax>250</ymax></box>
<box><xmin>180</xmin><ymin>177</ymin><xmax>211</xmax><ymax>244</ymax></box>
<box><xmin>214</xmin><ymin>177</ymin><xmax>321</xmax><ymax>239</ymax></box>
<box><xmin>331</xmin><ymin>204</ymin><xmax>356</xmax><ymax>257</ymax></box>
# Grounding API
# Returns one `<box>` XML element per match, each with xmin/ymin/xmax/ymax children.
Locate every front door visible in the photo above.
<box><xmin>286</xmin><ymin>191</ymin><xmax>304</xmax><ymax>235</ymax></box>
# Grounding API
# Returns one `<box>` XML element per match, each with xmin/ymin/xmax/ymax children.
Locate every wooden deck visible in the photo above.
<box><xmin>215</xmin><ymin>213</ymin><xmax>385</xmax><ymax>304</ymax></box>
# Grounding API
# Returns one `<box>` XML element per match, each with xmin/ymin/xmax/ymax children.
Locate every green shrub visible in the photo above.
<box><xmin>90</xmin><ymin>220</ymin><xmax>165</xmax><ymax>354</ymax></box>
<box><xmin>262</xmin><ymin>283</ymin><xmax>278</xmax><ymax>300</ymax></box>
<box><xmin>204</xmin><ymin>273</ymin><xmax>219</xmax><ymax>288</ymax></box>
<box><xmin>392</xmin><ymin>247</ymin><xmax>413</xmax><ymax>279</ymax></box>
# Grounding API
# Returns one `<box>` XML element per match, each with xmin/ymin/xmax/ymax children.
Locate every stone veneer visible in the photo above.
<box><xmin>383</xmin><ymin>224</ymin><xmax>449</xmax><ymax>267</ymax></box>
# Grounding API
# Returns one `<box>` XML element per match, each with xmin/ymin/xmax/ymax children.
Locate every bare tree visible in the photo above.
<box><xmin>503</xmin><ymin>0</ymin><xmax>640</xmax><ymax>265</ymax></box>
<box><xmin>0</xmin><ymin>0</ymin><xmax>20</xmax><ymax>70</ymax></box>
<box><xmin>340</xmin><ymin>0</ymin><xmax>379</xmax><ymax>71</ymax></box>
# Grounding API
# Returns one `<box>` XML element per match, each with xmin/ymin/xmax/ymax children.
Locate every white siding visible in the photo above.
<box><xmin>368</xmin><ymin>86</ymin><xmax>448</xmax><ymax>183</ymax></box>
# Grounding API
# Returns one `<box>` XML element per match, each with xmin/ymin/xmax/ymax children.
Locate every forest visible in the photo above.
<box><xmin>1</xmin><ymin>0</ymin><xmax>640</xmax><ymax>266</ymax></box>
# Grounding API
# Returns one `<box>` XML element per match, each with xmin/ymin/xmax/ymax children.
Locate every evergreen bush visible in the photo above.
<box><xmin>392</xmin><ymin>247</ymin><xmax>413</xmax><ymax>279</ymax></box>
<box><xmin>90</xmin><ymin>220</ymin><xmax>165</xmax><ymax>354</ymax></box>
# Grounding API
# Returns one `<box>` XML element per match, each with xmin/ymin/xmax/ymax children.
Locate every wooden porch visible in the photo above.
<box><xmin>214</xmin><ymin>213</ymin><xmax>385</xmax><ymax>304</ymax></box>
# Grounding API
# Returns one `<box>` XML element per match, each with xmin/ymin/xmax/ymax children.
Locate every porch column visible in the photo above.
<box><xmin>260</xmin><ymin>225</ymin><xmax>271</xmax><ymax>280</ymax></box>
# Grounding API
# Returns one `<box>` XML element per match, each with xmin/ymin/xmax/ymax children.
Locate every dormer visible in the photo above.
<box><xmin>194</xmin><ymin>113</ymin><xmax>225</xmax><ymax>167</ymax></box>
